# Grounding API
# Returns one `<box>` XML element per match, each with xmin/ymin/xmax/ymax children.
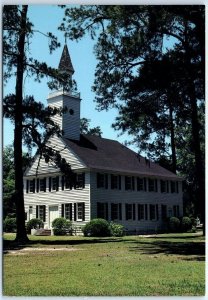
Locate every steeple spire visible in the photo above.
<box><xmin>58</xmin><ymin>43</ymin><xmax>74</xmax><ymax>76</ymax></box>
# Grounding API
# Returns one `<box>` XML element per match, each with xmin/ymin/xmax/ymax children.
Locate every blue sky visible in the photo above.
<box><xmin>3</xmin><ymin>5</ymin><xmax>135</xmax><ymax>152</ymax></box>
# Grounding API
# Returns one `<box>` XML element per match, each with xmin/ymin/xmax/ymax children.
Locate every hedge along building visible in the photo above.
<box><xmin>24</xmin><ymin>43</ymin><xmax>183</xmax><ymax>234</ymax></box>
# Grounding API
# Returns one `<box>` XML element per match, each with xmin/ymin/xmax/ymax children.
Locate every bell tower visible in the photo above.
<box><xmin>47</xmin><ymin>42</ymin><xmax>81</xmax><ymax>141</ymax></box>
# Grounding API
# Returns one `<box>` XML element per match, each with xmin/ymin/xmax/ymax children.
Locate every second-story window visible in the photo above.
<box><xmin>125</xmin><ymin>176</ymin><xmax>135</xmax><ymax>191</ymax></box>
<box><xmin>111</xmin><ymin>175</ymin><xmax>121</xmax><ymax>190</ymax></box>
<box><xmin>75</xmin><ymin>173</ymin><xmax>85</xmax><ymax>189</ymax></box>
<box><xmin>29</xmin><ymin>179</ymin><xmax>35</xmax><ymax>193</ymax></box>
<box><xmin>137</xmin><ymin>178</ymin><xmax>147</xmax><ymax>191</ymax></box>
<box><xmin>160</xmin><ymin>180</ymin><xmax>169</xmax><ymax>193</ymax></box>
<box><xmin>97</xmin><ymin>173</ymin><xmax>108</xmax><ymax>189</ymax></box>
<box><xmin>171</xmin><ymin>181</ymin><xmax>179</xmax><ymax>193</ymax></box>
<box><xmin>148</xmin><ymin>179</ymin><xmax>158</xmax><ymax>192</ymax></box>
<box><xmin>40</xmin><ymin>178</ymin><xmax>46</xmax><ymax>192</ymax></box>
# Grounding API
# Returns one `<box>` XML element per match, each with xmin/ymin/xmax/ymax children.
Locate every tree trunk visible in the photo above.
<box><xmin>14</xmin><ymin>5</ymin><xmax>29</xmax><ymax>243</ymax></box>
<box><xmin>169</xmin><ymin>101</ymin><xmax>177</xmax><ymax>174</ymax></box>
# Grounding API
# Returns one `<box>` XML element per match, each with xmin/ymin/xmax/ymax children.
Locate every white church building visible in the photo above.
<box><xmin>24</xmin><ymin>44</ymin><xmax>183</xmax><ymax>234</ymax></box>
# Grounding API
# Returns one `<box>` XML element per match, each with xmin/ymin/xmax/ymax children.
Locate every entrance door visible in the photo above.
<box><xmin>49</xmin><ymin>206</ymin><xmax>59</xmax><ymax>228</ymax></box>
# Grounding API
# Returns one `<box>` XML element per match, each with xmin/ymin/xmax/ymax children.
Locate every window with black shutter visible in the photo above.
<box><xmin>145</xmin><ymin>204</ymin><xmax>148</xmax><ymax>220</ymax></box>
<box><xmin>29</xmin><ymin>179</ymin><xmax>35</xmax><ymax>193</ymax></box>
<box><xmin>49</xmin><ymin>177</ymin><xmax>52</xmax><ymax>192</ymax></box>
<box><xmin>36</xmin><ymin>205</ymin><xmax>46</xmax><ymax>222</ymax></box>
<box><xmin>111</xmin><ymin>175</ymin><xmax>119</xmax><ymax>189</ymax></box>
<box><xmin>161</xmin><ymin>204</ymin><xmax>167</xmax><ymax>220</ymax></box>
<box><xmin>119</xmin><ymin>203</ymin><xmax>122</xmax><ymax>220</ymax></box>
<box><xmin>62</xmin><ymin>203</ymin><xmax>73</xmax><ymax>220</ymax></box>
<box><xmin>75</xmin><ymin>202</ymin><xmax>85</xmax><ymax>221</ymax></box>
<box><xmin>97</xmin><ymin>173</ymin><xmax>108</xmax><ymax>189</ymax></box>
<box><xmin>138</xmin><ymin>204</ymin><xmax>145</xmax><ymax>220</ymax></box>
<box><xmin>125</xmin><ymin>204</ymin><xmax>133</xmax><ymax>220</ymax></box>
<box><xmin>62</xmin><ymin>176</ymin><xmax>65</xmax><ymax>190</ymax></box>
<box><xmin>40</xmin><ymin>178</ymin><xmax>46</xmax><ymax>192</ymax></box>
<box><xmin>36</xmin><ymin>179</ymin><xmax>39</xmax><ymax>193</ymax></box>
<box><xmin>75</xmin><ymin>173</ymin><xmax>85</xmax><ymax>189</ymax></box>
<box><xmin>171</xmin><ymin>181</ymin><xmax>179</xmax><ymax>193</ymax></box>
<box><xmin>97</xmin><ymin>202</ymin><xmax>108</xmax><ymax>220</ymax></box>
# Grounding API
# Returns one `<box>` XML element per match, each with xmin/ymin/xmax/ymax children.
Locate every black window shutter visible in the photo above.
<box><xmin>155</xmin><ymin>179</ymin><xmax>158</xmax><ymax>192</ymax></box>
<box><xmin>82</xmin><ymin>202</ymin><xmax>85</xmax><ymax>221</ymax></box>
<box><xmin>97</xmin><ymin>202</ymin><xmax>100</xmax><ymax>218</ymax></box>
<box><xmin>44</xmin><ymin>178</ymin><xmax>46</xmax><ymax>192</ymax></box>
<box><xmin>111</xmin><ymin>203</ymin><xmax>114</xmax><ymax>220</ymax></box>
<box><xmin>49</xmin><ymin>177</ymin><xmax>51</xmax><ymax>192</ymax></box>
<box><xmin>138</xmin><ymin>204</ymin><xmax>141</xmax><ymax>220</ymax></box>
<box><xmin>56</xmin><ymin>176</ymin><xmax>59</xmax><ymax>191</ymax></box>
<box><xmin>69</xmin><ymin>203</ymin><xmax>72</xmax><ymax>220</ymax></box>
<box><xmin>176</xmin><ymin>182</ymin><xmax>179</xmax><ymax>193</ymax></box>
<box><xmin>137</xmin><ymin>178</ymin><xmax>140</xmax><ymax>191</ymax></box>
<box><xmin>36</xmin><ymin>206</ymin><xmax>38</xmax><ymax>218</ymax></box>
<box><xmin>61</xmin><ymin>204</ymin><xmax>64</xmax><ymax>217</ymax></box>
<box><xmin>111</xmin><ymin>175</ymin><xmax>114</xmax><ymax>189</ymax></box>
<box><xmin>33</xmin><ymin>179</ymin><xmax>35</xmax><ymax>193</ymax></box>
<box><xmin>133</xmin><ymin>204</ymin><xmax>136</xmax><ymax>220</ymax></box>
<box><xmin>144</xmin><ymin>178</ymin><xmax>147</xmax><ymax>191</ymax></box>
<box><xmin>125</xmin><ymin>177</ymin><xmax>128</xmax><ymax>190</ymax></box>
<box><xmin>62</xmin><ymin>176</ymin><xmax>65</xmax><ymax>190</ymax></box>
<box><xmin>145</xmin><ymin>204</ymin><xmax>148</xmax><ymax>220</ymax></box>
<box><xmin>119</xmin><ymin>203</ymin><xmax>122</xmax><ymax>220</ymax></box>
<box><xmin>105</xmin><ymin>174</ymin><xmax>108</xmax><ymax>189</ymax></box>
<box><xmin>105</xmin><ymin>203</ymin><xmax>108</xmax><ymax>220</ymax></box>
<box><xmin>132</xmin><ymin>177</ymin><xmax>135</xmax><ymax>190</ymax></box>
<box><xmin>125</xmin><ymin>204</ymin><xmax>128</xmax><ymax>220</ymax></box>
<box><xmin>43</xmin><ymin>205</ymin><xmax>46</xmax><ymax>222</ymax></box>
<box><xmin>74</xmin><ymin>203</ymin><xmax>77</xmax><ymax>221</ymax></box>
<box><xmin>82</xmin><ymin>173</ymin><xmax>85</xmax><ymax>188</ymax></box>
<box><xmin>156</xmin><ymin>204</ymin><xmax>159</xmax><ymax>220</ymax></box>
<box><xmin>119</xmin><ymin>175</ymin><xmax>121</xmax><ymax>190</ymax></box>
<box><xmin>97</xmin><ymin>173</ymin><xmax>100</xmax><ymax>188</ymax></box>
<box><xmin>26</xmin><ymin>180</ymin><xmax>29</xmax><ymax>193</ymax></box>
<box><xmin>36</xmin><ymin>179</ymin><xmax>39</xmax><ymax>193</ymax></box>
<box><xmin>167</xmin><ymin>181</ymin><xmax>169</xmax><ymax>193</ymax></box>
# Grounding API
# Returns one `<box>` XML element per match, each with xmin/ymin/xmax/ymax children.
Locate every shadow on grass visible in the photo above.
<box><xmin>3</xmin><ymin>237</ymin><xmax>125</xmax><ymax>252</ymax></box>
<box><xmin>129</xmin><ymin>240</ymin><xmax>205</xmax><ymax>261</ymax></box>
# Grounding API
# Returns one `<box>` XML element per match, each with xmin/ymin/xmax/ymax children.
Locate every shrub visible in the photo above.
<box><xmin>168</xmin><ymin>217</ymin><xmax>180</xmax><ymax>232</ymax></box>
<box><xmin>109</xmin><ymin>222</ymin><xmax>124</xmax><ymax>237</ymax></box>
<box><xmin>82</xmin><ymin>218</ymin><xmax>111</xmax><ymax>237</ymax></box>
<box><xmin>190</xmin><ymin>217</ymin><xmax>197</xmax><ymax>227</ymax></box>
<box><xmin>26</xmin><ymin>218</ymin><xmax>44</xmax><ymax>233</ymax></box>
<box><xmin>52</xmin><ymin>217</ymin><xmax>72</xmax><ymax>235</ymax></box>
<box><xmin>181</xmin><ymin>216</ymin><xmax>192</xmax><ymax>232</ymax></box>
<box><xmin>3</xmin><ymin>217</ymin><xmax>16</xmax><ymax>232</ymax></box>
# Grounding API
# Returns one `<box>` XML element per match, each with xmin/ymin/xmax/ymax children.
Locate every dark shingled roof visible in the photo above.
<box><xmin>62</xmin><ymin>134</ymin><xmax>180</xmax><ymax>179</ymax></box>
<box><xmin>58</xmin><ymin>44</ymin><xmax>74</xmax><ymax>75</ymax></box>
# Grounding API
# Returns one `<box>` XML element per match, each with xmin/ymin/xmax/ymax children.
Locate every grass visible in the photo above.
<box><xmin>3</xmin><ymin>232</ymin><xmax>205</xmax><ymax>296</ymax></box>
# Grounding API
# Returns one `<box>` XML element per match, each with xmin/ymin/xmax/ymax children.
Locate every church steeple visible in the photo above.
<box><xmin>58</xmin><ymin>43</ymin><xmax>75</xmax><ymax>76</ymax></box>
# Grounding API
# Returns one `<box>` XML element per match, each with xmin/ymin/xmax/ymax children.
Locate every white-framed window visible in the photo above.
<box><xmin>173</xmin><ymin>205</ymin><xmax>180</xmax><ymax>217</ymax></box>
<box><xmin>137</xmin><ymin>178</ymin><xmax>147</xmax><ymax>191</ymax></box>
<box><xmin>148</xmin><ymin>179</ymin><xmax>158</xmax><ymax>192</ymax></box>
<box><xmin>97</xmin><ymin>173</ymin><xmax>108</xmax><ymax>189</ymax></box>
<box><xmin>111</xmin><ymin>203</ymin><xmax>122</xmax><ymax>220</ymax></box>
<box><xmin>36</xmin><ymin>205</ymin><xmax>46</xmax><ymax>222</ymax></box>
<box><xmin>40</xmin><ymin>178</ymin><xmax>46</xmax><ymax>192</ymax></box>
<box><xmin>171</xmin><ymin>181</ymin><xmax>179</xmax><ymax>193</ymax></box>
<box><xmin>75</xmin><ymin>173</ymin><xmax>85</xmax><ymax>189</ymax></box>
<box><xmin>74</xmin><ymin>203</ymin><xmax>85</xmax><ymax>221</ymax></box>
<box><xmin>125</xmin><ymin>203</ymin><xmax>136</xmax><ymax>220</ymax></box>
<box><xmin>29</xmin><ymin>180</ymin><xmax>35</xmax><ymax>193</ymax></box>
<box><xmin>125</xmin><ymin>176</ymin><xmax>135</xmax><ymax>191</ymax></box>
<box><xmin>97</xmin><ymin>202</ymin><xmax>108</xmax><ymax>220</ymax></box>
<box><xmin>149</xmin><ymin>204</ymin><xmax>159</xmax><ymax>220</ymax></box>
<box><xmin>49</xmin><ymin>176</ymin><xmax>59</xmax><ymax>191</ymax></box>
<box><xmin>138</xmin><ymin>204</ymin><xmax>145</xmax><ymax>220</ymax></box>
<box><xmin>62</xmin><ymin>203</ymin><xmax>72</xmax><ymax>220</ymax></box>
<box><xmin>111</xmin><ymin>174</ymin><xmax>121</xmax><ymax>190</ymax></box>
<box><xmin>160</xmin><ymin>180</ymin><xmax>169</xmax><ymax>193</ymax></box>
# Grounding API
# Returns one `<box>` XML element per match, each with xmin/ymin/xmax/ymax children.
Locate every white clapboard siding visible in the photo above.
<box><xmin>24</xmin><ymin>172</ymin><xmax>90</xmax><ymax>229</ymax></box>
<box><xmin>90</xmin><ymin>172</ymin><xmax>183</xmax><ymax>233</ymax></box>
<box><xmin>47</xmin><ymin>92</ymin><xmax>81</xmax><ymax>141</ymax></box>
<box><xmin>25</xmin><ymin>135</ymin><xmax>85</xmax><ymax>176</ymax></box>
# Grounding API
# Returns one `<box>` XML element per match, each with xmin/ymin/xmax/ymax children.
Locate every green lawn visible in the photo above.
<box><xmin>3</xmin><ymin>232</ymin><xmax>205</xmax><ymax>296</ymax></box>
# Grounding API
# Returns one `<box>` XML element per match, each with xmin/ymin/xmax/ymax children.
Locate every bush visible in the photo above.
<box><xmin>190</xmin><ymin>217</ymin><xmax>197</xmax><ymax>227</ymax></box>
<box><xmin>3</xmin><ymin>217</ymin><xmax>16</xmax><ymax>232</ymax></box>
<box><xmin>82</xmin><ymin>218</ymin><xmax>111</xmax><ymax>237</ymax></box>
<box><xmin>26</xmin><ymin>218</ymin><xmax>44</xmax><ymax>233</ymax></box>
<box><xmin>181</xmin><ymin>216</ymin><xmax>192</xmax><ymax>232</ymax></box>
<box><xmin>168</xmin><ymin>217</ymin><xmax>180</xmax><ymax>232</ymax></box>
<box><xmin>109</xmin><ymin>222</ymin><xmax>124</xmax><ymax>237</ymax></box>
<box><xmin>52</xmin><ymin>217</ymin><xmax>72</xmax><ymax>235</ymax></box>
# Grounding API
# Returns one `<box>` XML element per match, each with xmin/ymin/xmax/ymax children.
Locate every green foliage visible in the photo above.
<box><xmin>26</xmin><ymin>218</ymin><xmax>44</xmax><ymax>233</ymax></box>
<box><xmin>168</xmin><ymin>217</ymin><xmax>180</xmax><ymax>233</ymax></box>
<box><xmin>3</xmin><ymin>217</ymin><xmax>17</xmax><ymax>232</ymax></box>
<box><xmin>109</xmin><ymin>222</ymin><xmax>124</xmax><ymax>237</ymax></box>
<box><xmin>80</xmin><ymin>118</ymin><xmax>102</xmax><ymax>137</ymax></box>
<box><xmin>82</xmin><ymin>218</ymin><xmax>111</xmax><ymax>237</ymax></box>
<box><xmin>181</xmin><ymin>217</ymin><xmax>192</xmax><ymax>232</ymax></box>
<box><xmin>52</xmin><ymin>217</ymin><xmax>72</xmax><ymax>235</ymax></box>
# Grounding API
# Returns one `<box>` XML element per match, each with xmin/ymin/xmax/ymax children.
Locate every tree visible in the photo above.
<box><xmin>80</xmin><ymin>118</ymin><xmax>102</xmax><ymax>136</ymax></box>
<box><xmin>3</xmin><ymin>5</ymin><xmax>75</xmax><ymax>243</ymax></box>
<box><xmin>59</xmin><ymin>5</ymin><xmax>205</xmax><ymax>231</ymax></box>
